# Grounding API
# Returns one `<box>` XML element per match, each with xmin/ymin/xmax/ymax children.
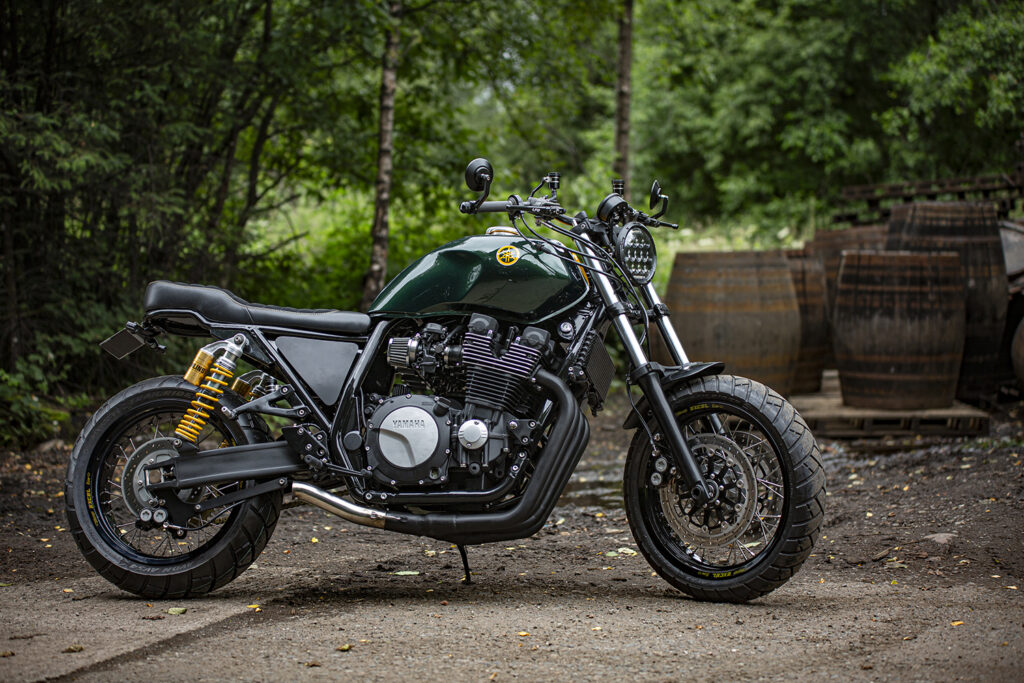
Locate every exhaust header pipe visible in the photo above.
<box><xmin>290</xmin><ymin>481</ymin><xmax>401</xmax><ymax>529</ymax></box>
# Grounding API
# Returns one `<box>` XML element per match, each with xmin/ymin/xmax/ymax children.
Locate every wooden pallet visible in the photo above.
<box><xmin>790</xmin><ymin>371</ymin><xmax>990</xmax><ymax>438</ymax></box>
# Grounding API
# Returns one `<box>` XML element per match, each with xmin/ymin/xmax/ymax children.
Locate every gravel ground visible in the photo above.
<box><xmin>1</xmin><ymin>400</ymin><xmax>1022</xmax><ymax>681</ymax></box>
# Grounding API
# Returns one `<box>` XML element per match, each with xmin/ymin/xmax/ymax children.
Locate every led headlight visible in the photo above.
<box><xmin>615</xmin><ymin>222</ymin><xmax>657</xmax><ymax>285</ymax></box>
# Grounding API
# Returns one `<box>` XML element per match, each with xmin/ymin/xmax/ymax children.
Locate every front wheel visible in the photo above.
<box><xmin>624</xmin><ymin>374</ymin><xmax>825</xmax><ymax>602</ymax></box>
<box><xmin>65</xmin><ymin>376</ymin><xmax>282</xmax><ymax>599</ymax></box>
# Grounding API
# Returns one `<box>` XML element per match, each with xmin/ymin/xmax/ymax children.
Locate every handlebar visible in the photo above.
<box><xmin>471</xmin><ymin>200</ymin><xmax>513</xmax><ymax>213</ymax></box>
<box><xmin>460</xmin><ymin>197</ymin><xmax>566</xmax><ymax>217</ymax></box>
<box><xmin>634</xmin><ymin>210</ymin><xmax>679</xmax><ymax>230</ymax></box>
<box><xmin>458</xmin><ymin>167</ymin><xmax>676</xmax><ymax>229</ymax></box>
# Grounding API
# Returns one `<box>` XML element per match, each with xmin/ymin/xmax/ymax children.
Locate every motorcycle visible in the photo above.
<box><xmin>66</xmin><ymin>159</ymin><xmax>825</xmax><ymax>603</ymax></box>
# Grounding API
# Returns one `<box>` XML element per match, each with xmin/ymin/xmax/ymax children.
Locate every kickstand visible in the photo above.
<box><xmin>457</xmin><ymin>544</ymin><xmax>473</xmax><ymax>585</ymax></box>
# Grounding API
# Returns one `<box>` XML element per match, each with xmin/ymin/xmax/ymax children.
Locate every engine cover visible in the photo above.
<box><xmin>366</xmin><ymin>395</ymin><xmax>451</xmax><ymax>487</ymax></box>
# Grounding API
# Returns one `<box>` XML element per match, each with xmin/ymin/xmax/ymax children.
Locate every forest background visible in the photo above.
<box><xmin>2</xmin><ymin>0</ymin><xmax>1022</xmax><ymax>446</ymax></box>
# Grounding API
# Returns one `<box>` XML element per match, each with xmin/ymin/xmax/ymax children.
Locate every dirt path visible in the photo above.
<box><xmin>2</xmin><ymin>403</ymin><xmax>1023</xmax><ymax>681</ymax></box>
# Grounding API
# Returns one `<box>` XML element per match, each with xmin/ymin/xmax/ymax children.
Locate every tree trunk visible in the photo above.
<box><xmin>613</xmin><ymin>0</ymin><xmax>633</xmax><ymax>199</ymax></box>
<box><xmin>3</xmin><ymin>216</ymin><xmax>19</xmax><ymax>371</ymax></box>
<box><xmin>360</xmin><ymin>1</ymin><xmax>402</xmax><ymax>312</ymax></box>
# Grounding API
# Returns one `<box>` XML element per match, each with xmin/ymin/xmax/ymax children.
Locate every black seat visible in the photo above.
<box><xmin>144</xmin><ymin>281</ymin><xmax>371</xmax><ymax>335</ymax></box>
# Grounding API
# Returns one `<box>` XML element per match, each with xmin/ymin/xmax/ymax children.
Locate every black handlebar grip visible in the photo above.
<box><xmin>476</xmin><ymin>201</ymin><xmax>510</xmax><ymax>213</ymax></box>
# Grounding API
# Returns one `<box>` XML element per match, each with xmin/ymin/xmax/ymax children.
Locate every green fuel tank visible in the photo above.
<box><xmin>369</xmin><ymin>235</ymin><xmax>589</xmax><ymax>324</ymax></box>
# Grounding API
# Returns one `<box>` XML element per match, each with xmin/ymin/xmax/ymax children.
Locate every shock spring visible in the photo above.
<box><xmin>174</xmin><ymin>337</ymin><xmax>245</xmax><ymax>443</ymax></box>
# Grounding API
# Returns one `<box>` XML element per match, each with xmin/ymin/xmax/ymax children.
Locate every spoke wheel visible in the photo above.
<box><xmin>624</xmin><ymin>374</ymin><xmax>825</xmax><ymax>602</ymax></box>
<box><xmin>90</xmin><ymin>410</ymin><xmax>242</xmax><ymax>563</ymax></box>
<box><xmin>66</xmin><ymin>376</ymin><xmax>282</xmax><ymax>599</ymax></box>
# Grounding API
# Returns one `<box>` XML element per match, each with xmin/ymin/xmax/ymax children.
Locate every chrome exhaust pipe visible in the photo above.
<box><xmin>290</xmin><ymin>481</ymin><xmax>400</xmax><ymax>530</ymax></box>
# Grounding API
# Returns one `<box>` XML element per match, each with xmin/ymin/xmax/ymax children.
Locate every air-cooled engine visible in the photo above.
<box><xmin>363</xmin><ymin>314</ymin><xmax>550</xmax><ymax>491</ymax></box>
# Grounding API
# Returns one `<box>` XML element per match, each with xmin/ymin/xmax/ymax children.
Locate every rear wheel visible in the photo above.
<box><xmin>624</xmin><ymin>374</ymin><xmax>825</xmax><ymax>602</ymax></box>
<box><xmin>65</xmin><ymin>376</ymin><xmax>282</xmax><ymax>598</ymax></box>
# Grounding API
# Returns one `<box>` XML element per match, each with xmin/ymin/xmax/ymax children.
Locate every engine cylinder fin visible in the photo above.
<box><xmin>462</xmin><ymin>330</ymin><xmax>542</xmax><ymax>412</ymax></box>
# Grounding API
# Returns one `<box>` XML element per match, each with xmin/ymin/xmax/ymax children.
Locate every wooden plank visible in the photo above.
<box><xmin>791</xmin><ymin>371</ymin><xmax>990</xmax><ymax>438</ymax></box>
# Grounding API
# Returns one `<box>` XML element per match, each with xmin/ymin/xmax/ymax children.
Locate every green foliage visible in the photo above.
<box><xmin>631</xmin><ymin>0</ymin><xmax>1019</xmax><ymax>232</ymax></box>
<box><xmin>2</xmin><ymin>0</ymin><xmax>1021</xmax><ymax>447</ymax></box>
<box><xmin>881</xmin><ymin>1</ymin><xmax>1024</xmax><ymax>177</ymax></box>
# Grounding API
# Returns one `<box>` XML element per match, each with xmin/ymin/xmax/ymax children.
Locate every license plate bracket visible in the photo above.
<box><xmin>100</xmin><ymin>327</ymin><xmax>146</xmax><ymax>359</ymax></box>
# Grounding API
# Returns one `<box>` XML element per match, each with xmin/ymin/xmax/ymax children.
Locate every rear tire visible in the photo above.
<box><xmin>624</xmin><ymin>374</ymin><xmax>825</xmax><ymax>602</ymax></box>
<box><xmin>65</xmin><ymin>376</ymin><xmax>282</xmax><ymax>599</ymax></box>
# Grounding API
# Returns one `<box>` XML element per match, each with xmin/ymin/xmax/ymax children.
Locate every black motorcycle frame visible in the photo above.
<box><xmin>120</xmin><ymin>182</ymin><xmax>724</xmax><ymax>547</ymax></box>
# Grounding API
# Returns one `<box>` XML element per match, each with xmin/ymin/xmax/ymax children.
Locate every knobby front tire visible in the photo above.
<box><xmin>624</xmin><ymin>374</ymin><xmax>826</xmax><ymax>603</ymax></box>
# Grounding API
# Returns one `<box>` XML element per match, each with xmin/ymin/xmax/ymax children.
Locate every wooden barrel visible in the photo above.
<box><xmin>833</xmin><ymin>250</ymin><xmax>965</xmax><ymax>409</ymax></box>
<box><xmin>784</xmin><ymin>248</ymin><xmax>828</xmax><ymax>394</ymax></box>
<box><xmin>886</xmin><ymin>202</ymin><xmax>1008</xmax><ymax>402</ymax></box>
<box><xmin>664</xmin><ymin>250</ymin><xmax>801</xmax><ymax>395</ymax></box>
<box><xmin>809</xmin><ymin>225</ymin><xmax>888</xmax><ymax>370</ymax></box>
<box><xmin>809</xmin><ymin>225</ymin><xmax>888</xmax><ymax>315</ymax></box>
<box><xmin>1013</xmin><ymin>318</ymin><xmax>1024</xmax><ymax>388</ymax></box>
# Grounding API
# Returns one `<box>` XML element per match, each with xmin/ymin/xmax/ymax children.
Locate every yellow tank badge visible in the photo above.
<box><xmin>496</xmin><ymin>245</ymin><xmax>520</xmax><ymax>266</ymax></box>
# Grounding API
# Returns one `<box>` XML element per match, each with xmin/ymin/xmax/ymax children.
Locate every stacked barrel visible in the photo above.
<box><xmin>660</xmin><ymin>200</ymin><xmax>1015</xmax><ymax>409</ymax></box>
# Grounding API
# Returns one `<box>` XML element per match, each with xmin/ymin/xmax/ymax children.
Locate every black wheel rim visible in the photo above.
<box><xmin>85</xmin><ymin>399</ymin><xmax>246</xmax><ymax>565</ymax></box>
<box><xmin>638</xmin><ymin>402</ymin><xmax>788</xmax><ymax>579</ymax></box>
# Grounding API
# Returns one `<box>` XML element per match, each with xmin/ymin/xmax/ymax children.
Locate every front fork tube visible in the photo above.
<box><xmin>578</xmin><ymin>232</ymin><xmax>716</xmax><ymax>503</ymax></box>
<box><xmin>640</xmin><ymin>282</ymin><xmax>725</xmax><ymax>437</ymax></box>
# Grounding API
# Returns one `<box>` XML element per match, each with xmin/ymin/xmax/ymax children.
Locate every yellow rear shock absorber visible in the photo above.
<box><xmin>175</xmin><ymin>336</ymin><xmax>245</xmax><ymax>443</ymax></box>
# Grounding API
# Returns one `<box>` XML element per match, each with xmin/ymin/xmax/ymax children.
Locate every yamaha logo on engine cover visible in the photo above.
<box><xmin>365</xmin><ymin>395</ymin><xmax>451</xmax><ymax>488</ymax></box>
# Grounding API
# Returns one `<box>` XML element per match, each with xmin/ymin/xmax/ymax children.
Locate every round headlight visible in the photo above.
<box><xmin>615</xmin><ymin>222</ymin><xmax>657</xmax><ymax>285</ymax></box>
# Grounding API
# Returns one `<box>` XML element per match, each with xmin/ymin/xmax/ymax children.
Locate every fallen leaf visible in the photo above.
<box><xmin>310</xmin><ymin>537</ymin><xmax>319</xmax><ymax>544</ymax></box>
<box><xmin>865</xmin><ymin>512</ymin><xmax>873</xmax><ymax>518</ymax></box>
<box><xmin>518</xmin><ymin>631</ymin><xmax>530</xmax><ymax>637</ymax></box>
<box><xmin>923</xmin><ymin>533</ymin><xmax>955</xmax><ymax>545</ymax></box>
<box><xmin>393</xmin><ymin>570</ymin><xmax>420</xmax><ymax>576</ymax></box>
<box><xmin>1</xmin><ymin>651</ymin><xmax>14</xmax><ymax>658</ymax></box>
<box><xmin>337</xmin><ymin>644</ymin><xmax>352</xmax><ymax>652</ymax></box>
<box><xmin>605</xmin><ymin>551</ymin><xmax>619</xmax><ymax>558</ymax></box>
<box><xmin>1007</xmin><ymin>586</ymin><xmax>1018</xmax><ymax>590</ymax></box>
<box><xmin>950</xmin><ymin>621</ymin><xmax>964</xmax><ymax>626</ymax></box>
<box><xmin>440</xmin><ymin>600</ymin><xmax>449</xmax><ymax>606</ymax></box>
<box><xmin>424</xmin><ymin>550</ymin><xmax>436</xmax><ymax>557</ymax></box>
<box><xmin>62</xmin><ymin>588</ymin><xmax>74</xmax><ymax>593</ymax></box>
<box><xmin>63</xmin><ymin>644</ymin><xmax>84</xmax><ymax>653</ymax></box>
<box><xmin>247</xmin><ymin>604</ymin><xmax>260</xmax><ymax>609</ymax></box>
<box><xmin>305</xmin><ymin>661</ymin><xmax>321</xmax><ymax>667</ymax></box>
<box><xmin>0</xmin><ymin>582</ymin><xmax>12</xmax><ymax>587</ymax></box>
<box><xmin>591</xmin><ymin>626</ymin><xmax>602</xmax><ymax>631</ymax></box>
<box><xmin>167</xmin><ymin>607</ymin><xmax>187</xmax><ymax>615</ymax></box>
<box><xmin>617</xmin><ymin>547</ymin><xmax>637</xmax><ymax>556</ymax></box>
<box><xmin>489</xmin><ymin>674</ymin><xmax>498</xmax><ymax>681</ymax></box>
<box><xmin>141</xmin><ymin>615</ymin><xmax>164</xmax><ymax>621</ymax></box>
